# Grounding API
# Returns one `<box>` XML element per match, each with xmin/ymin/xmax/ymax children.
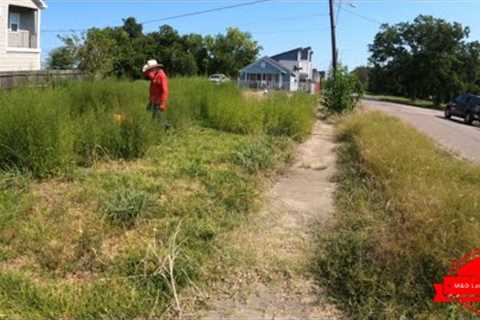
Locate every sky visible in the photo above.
<box><xmin>40</xmin><ymin>0</ymin><xmax>480</xmax><ymax>71</ymax></box>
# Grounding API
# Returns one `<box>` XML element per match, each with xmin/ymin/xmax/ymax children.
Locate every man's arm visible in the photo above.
<box><xmin>158</xmin><ymin>71</ymin><xmax>169</xmax><ymax>110</ymax></box>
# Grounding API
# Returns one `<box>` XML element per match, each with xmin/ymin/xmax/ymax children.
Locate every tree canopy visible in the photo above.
<box><xmin>368</xmin><ymin>15</ymin><xmax>480</xmax><ymax>103</ymax></box>
<box><xmin>47</xmin><ymin>17</ymin><xmax>261</xmax><ymax>79</ymax></box>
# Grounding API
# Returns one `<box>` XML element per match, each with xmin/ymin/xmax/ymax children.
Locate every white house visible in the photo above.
<box><xmin>238</xmin><ymin>47</ymin><xmax>321</xmax><ymax>92</ymax></box>
<box><xmin>0</xmin><ymin>0</ymin><xmax>47</xmax><ymax>71</ymax></box>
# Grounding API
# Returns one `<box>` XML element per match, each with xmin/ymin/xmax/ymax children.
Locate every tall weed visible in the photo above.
<box><xmin>0</xmin><ymin>79</ymin><xmax>316</xmax><ymax>177</ymax></box>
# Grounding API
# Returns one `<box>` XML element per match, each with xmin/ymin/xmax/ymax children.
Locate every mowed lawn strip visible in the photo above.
<box><xmin>316</xmin><ymin>111</ymin><xmax>480</xmax><ymax>319</ymax></box>
<box><xmin>0</xmin><ymin>80</ymin><xmax>315</xmax><ymax>319</ymax></box>
<box><xmin>365</xmin><ymin>94</ymin><xmax>444</xmax><ymax>111</ymax></box>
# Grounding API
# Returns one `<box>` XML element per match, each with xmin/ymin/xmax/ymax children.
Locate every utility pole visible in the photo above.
<box><xmin>329</xmin><ymin>0</ymin><xmax>338</xmax><ymax>78</ymax></box>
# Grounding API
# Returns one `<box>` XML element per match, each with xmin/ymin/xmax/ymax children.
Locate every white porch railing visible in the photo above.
<box><xmin>8</xmin><ymin>31</ymin><xmax>38</xmax><ymax>49</ymax></box>
<box><xmin>238</xmin><ymin>80</ymin><xmax>283</xmax><ymax>90</ymax></box>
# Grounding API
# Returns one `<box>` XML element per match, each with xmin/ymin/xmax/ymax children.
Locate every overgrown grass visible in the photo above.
<box><xmin>0</xmin><ymin>79</ymin><xmax>314</xmax><ymax>177</ymax></box>
<box><xmin>316</xmin><ymin>111</ymin><xmax>480</xmax><ymax>319</ymax></box>
<box><xmin>0</xmin><ymin>78</ymin><xmax>315</xmax><ymax>318</ymax></box>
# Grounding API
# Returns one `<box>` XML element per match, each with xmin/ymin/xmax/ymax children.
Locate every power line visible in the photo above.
<box><xmin>140</xmin><ymin>0</ymin><xmax>273</xmax><ymax>24</ymax></box>
<box><xmin>255</xmin><ymin>25</ymin><xmax>330</xmax><ymax>35</ymax></box>
<box><xmin>41</xmin><ymin>12</ymin><xmax>329</xmax><ymax>33</ymax></box>
<box><xmin>41</xmin><ymin>0</ymin><xmax>274</xmax><ymax>32</ymax></box>
<box><xmin>341</xmin><ymin>6</ymin><xmax>383</xmax><ymax>25</ymax></box>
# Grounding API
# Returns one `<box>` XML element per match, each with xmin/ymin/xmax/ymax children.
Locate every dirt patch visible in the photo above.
<box><xmin>183</xmin><ymin>121</ymin><xmax>345</xmax><ymax>319</ymax></box>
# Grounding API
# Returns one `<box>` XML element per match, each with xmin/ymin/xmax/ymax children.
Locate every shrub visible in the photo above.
<box><xmin>323</xmin><ymin>66</ymin><xmax>363</xmax><ymax>113</ymax></box>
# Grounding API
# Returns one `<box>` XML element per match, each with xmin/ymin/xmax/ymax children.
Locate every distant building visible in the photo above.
<box><xmin>0</xmin><ymin>0</ymin><xmax>47</xmax><ymax>71</ymax></box>
<box><xmin>238</xmin><ymin>47</ymin><xmax>320</xmax><ymax>93</ymax></box>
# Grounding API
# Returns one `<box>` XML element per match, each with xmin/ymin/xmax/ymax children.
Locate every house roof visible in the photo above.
<box><xmin>270</xmin><ymin>47</ymin><xmax>313</xmax><ymax>61</ymax></box>
<box><xmin>33</xmin><ymin>0</ymin><xmax>47</xmax><ymax>9</ymax></box>
<box><xmin>240</xmin><ymin>56</ymin><xmax>293</xmax><ymax>75</ymax></box>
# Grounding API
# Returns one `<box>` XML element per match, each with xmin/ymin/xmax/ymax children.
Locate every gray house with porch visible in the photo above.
<box><xmin>238</xmin><ymin>56</ymin><xmax>297</xmax><ymax>91</ymax></box>
<box><xmin>238</xmin><ymin>47</ymin><xmax>319</xmax><ymax>92</ymax></box>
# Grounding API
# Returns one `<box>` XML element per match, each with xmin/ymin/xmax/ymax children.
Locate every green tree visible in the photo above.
<box><xmin>47</xmin><ymin>21</ymin><xmax>260</xmax><ymax>79</ymax></box>
<box><xmin>47</xmin><ymin>35</ymin><xmax>81</xmax><ymax>70</ymax></box>
<box><xmin>351</xmin><ymin>66</ymin><xmax>370</xmax><ymax>91</ymax></box>
<box><xmin>369</xmin><ymin>15</ymin><xmax>480</xmax><ymax>104</ymax></box>
<box><xmin>182</xmin><ymin>33</ymin><xmax>209</xmax><ymax>75</ymax></box>
<box><xmin>122</xmin><ymin>17</ymin><xmax>143</xmax><ymax>38</ymax></box>
<box><xmin>207</xmin><ymin>28</ymin><xmax>261</xmax><ymax>77</ymax></box>
<box><xmin>78</xmin><ymin>28</ymin><xmax>117</xmax><ymax>78</ymax></box>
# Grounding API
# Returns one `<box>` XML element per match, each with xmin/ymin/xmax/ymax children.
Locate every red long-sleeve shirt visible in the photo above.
<box><xmin>148</xmin><ymin>69</ymin><xmax>169</xmax><ymax>109</ymax></box>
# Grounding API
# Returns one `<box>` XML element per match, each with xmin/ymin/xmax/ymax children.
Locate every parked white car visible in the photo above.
<box><xmin>208</xmin><ymin>74</ymin><xmax>230</xmax><ymax>84</ymax></box>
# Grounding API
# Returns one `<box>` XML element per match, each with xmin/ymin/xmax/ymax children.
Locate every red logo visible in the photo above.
<box><xmin>434</xmin><ymin>249</ymin><xmax>480</xmax><ymax>315</ymax></box>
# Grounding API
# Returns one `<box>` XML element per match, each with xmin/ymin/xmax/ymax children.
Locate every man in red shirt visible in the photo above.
<box><xmin>142</xmin><ymin>60</ymin><xmax>169</xmax><ymax>124</ymax></box>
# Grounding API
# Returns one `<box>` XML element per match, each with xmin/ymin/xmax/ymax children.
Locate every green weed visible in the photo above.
<box><xmin>102</xmin><ymin>186</ymin><xmax>150</xmax><ymax>225</ymax></box>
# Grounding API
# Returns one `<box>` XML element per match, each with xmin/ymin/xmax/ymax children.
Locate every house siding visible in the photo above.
<box><xmin>0</xmin><ymin>2</ymin><xmax>6</xmax><ymax>53</ymax></box>
<box><xmin>0</xmin><ymin>0</ymin><xmax>42</xmax><ymax>72</ymax></box>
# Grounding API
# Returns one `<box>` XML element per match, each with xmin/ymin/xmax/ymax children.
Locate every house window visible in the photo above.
<box><xmin>261</xmin><ymin>62</ymin><xmax>266</xmax><ymax>69</ymax></box>
<box><xmin>9</xmin><ymin>12</ymin><xmax>20</xmax><ymax>32</ymax></box>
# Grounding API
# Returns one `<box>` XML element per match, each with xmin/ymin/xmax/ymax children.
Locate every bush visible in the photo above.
<box><xmin>317</xmin><ymin>112</ymin><xmax>480</xmax><ymax>319</ymax></box>
<box><xmin>323</xmin><ymin>66</ymin><xmax>363</xmax><ymax>113</ymax></box>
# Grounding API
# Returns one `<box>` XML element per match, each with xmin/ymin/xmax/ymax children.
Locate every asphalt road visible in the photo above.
<box><xmin>362</xmin><ymin>98</ymin><xmax>480</xmax><ymax>163</ymax></box>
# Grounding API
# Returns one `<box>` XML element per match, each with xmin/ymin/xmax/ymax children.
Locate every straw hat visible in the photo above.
<box><xmin>142</xmin><ymin>59</ymin><xmax>164</xmax><ymax>73</ymax></box>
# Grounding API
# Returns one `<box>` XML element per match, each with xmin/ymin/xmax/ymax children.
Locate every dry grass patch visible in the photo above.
<box><xmin>316</xmin><ymin>111</ymin><xmax>480</xmax><ymax>319</ymax></box>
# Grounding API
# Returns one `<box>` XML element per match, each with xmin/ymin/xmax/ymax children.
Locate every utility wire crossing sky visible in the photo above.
<box><xmin>40</xmin><ymin>0</ymin><xmax>480</xmax><ymax>71</ymax></box>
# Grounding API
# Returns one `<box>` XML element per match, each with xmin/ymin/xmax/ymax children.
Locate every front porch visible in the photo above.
<box><xmin>238</xmin><ymin>72</ymin><xmax>289</xmax><ymax>90</ymax></box>
<box><xmin>7</xmin><ymin>5</ymin><xmax>39</xmax><ymax>50</ymax></box>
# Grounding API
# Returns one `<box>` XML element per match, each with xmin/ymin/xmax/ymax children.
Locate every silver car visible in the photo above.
<box><xmin>208</xmin><ymin>74</ymin><xmax>230</xmax><ymax>84</ymax></box>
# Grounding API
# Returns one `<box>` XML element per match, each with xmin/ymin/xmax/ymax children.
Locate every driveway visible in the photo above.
<box><xmin>362</xmin><ymin>98</ymin><xmax>480</xmax><ymax>163</ymax></box>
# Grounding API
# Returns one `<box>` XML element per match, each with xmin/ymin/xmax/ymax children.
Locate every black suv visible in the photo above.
<box><xmin>445</xmin><ymin>94</ymin><xmax>480</xmax><ymax>125</ymax></box>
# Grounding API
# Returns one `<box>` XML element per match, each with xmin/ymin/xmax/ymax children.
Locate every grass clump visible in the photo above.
<box><xmin>232</xmin><ymin>139</ymin><xmax>274</xmax><ymax>174</ymax></box>
<box><xmin>316</xmin><ymin>111</ymin><xmax>480</xmax><ymax>319</ymax></box>
<box><xmin>232</xmin><ymin>135</ymin><xmax>295</xmax><ymax>174</ymax></box>
<box><xmin>102</xmin><ymin>186</ymin><xmax>149</xmax><ymax>225</ymax></box>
